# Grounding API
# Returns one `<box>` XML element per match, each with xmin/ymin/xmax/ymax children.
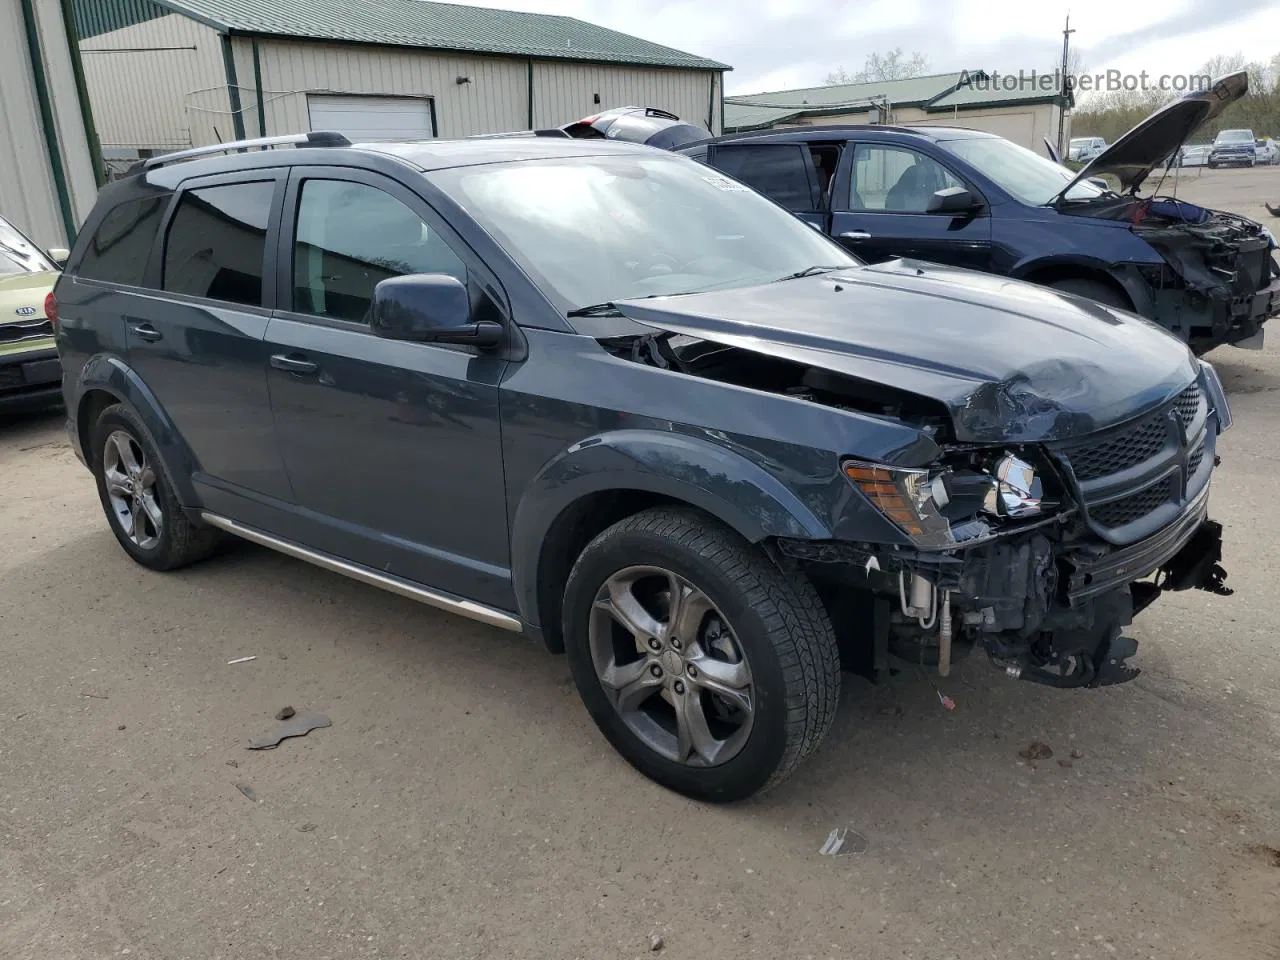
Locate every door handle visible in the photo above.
<box><xmin>270</xmin><ymin>353</ymin><xmax>319</xmax><ymax>375</ymax></box>
<box><xmin>838</xmin><ymin>230</ymin><xmax>872</xmax><ymax>240</ymax></box>
<box><xmin>128</xmin><ymin>321</ymin><xmax>163</xmax><ymax>342</ymax></box>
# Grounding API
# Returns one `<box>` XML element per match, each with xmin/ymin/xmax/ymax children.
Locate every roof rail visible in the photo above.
<box><xmin>136</xmin><ymin>131</ymin><xmax>352</xmax><ymax>172</ymax></box>
<box><xmin>465</xmin><ymin>128</ymin><xmax>573</xmax><ymax>140</ymax></box>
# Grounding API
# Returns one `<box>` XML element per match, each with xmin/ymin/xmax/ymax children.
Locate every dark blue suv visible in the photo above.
<box><xmin>52</xmin><ymin>132</ymin><xmax>1234</xmax><ymax>801</ymax></box>
<box><xmin>679</xmin><ymin>72</ymin><xmax>1278</xmax><ymax>354</ymax></box>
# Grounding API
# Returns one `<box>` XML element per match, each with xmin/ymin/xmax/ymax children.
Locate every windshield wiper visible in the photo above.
<box><xmin>772</xmin><ymin>265</ymin><xmax>842</xmax><ymax>283</ymax></box>
<box><xmin>566</xmin><ymin>302</ymin><xmax>622</xmax><ymax>318</ymax></box>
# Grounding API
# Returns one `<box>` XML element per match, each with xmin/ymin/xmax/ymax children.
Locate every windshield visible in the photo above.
<box><xmin>1215</xmin><ymin>129</ymin><xmax>1253</xmax><ymax>143</ymax></box>
<box><xmin>430</xmin><ymin>154</ymin><xmax>858</xmax><ymax>313</ymax></box>
<box><xmin>0</xmin><ymin>217</ymin><xmax>55</xmax><ymax>276</ymax></box>
<box><xmin>940</xmin><ymin>136</ymin><xmax>1105</xmax><ymax>205</ymax></box>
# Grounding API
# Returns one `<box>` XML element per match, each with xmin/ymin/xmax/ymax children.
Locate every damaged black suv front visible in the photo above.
<box><xmin>1052</xmin><ymin>72</ymin><xmax>1279</xmax><ymax>353</ymax></box>
<box><xmin>608</xmin><ymin>259</ymin><xmax>1234</xmax><ymax>693</ymax></box>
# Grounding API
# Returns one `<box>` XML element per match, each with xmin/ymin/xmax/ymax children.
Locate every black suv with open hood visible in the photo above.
<box><xmin>673</xmin><ymin>72</ymin><xmax>1279</xmax><ymax>355</ymax></box>
<box><xmin>55</xmin><ymin>133</ymin><xmax>1232</xmax><ymax>802</ymax></box>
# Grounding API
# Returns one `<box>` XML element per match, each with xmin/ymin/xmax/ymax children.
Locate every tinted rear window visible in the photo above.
<box><xmin>710</xmin><ymin>144</ymin><xmax>815</xmax><ymax>211</ymax></box>
<box><xmin>163</xmin><ymin>181</ymin><xmax>274</xmax><ymax>307</ymax></box>
<box><xmin>76</xmin><ymin>194</ymin><xmax>170</xmax><ymax>285</ymax></box>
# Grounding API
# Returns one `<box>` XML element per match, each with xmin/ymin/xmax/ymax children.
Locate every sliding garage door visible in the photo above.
<box><xmin>306</xmin><ymin>95</ymin><xmax>435</xmax><ymax>142</ymax></box>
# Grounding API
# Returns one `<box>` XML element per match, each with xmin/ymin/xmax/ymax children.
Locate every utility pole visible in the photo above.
<box><xmin>1056</xmin><ymin>13</ymin><xmax>1075</xmax><ymax>156</ymax></box>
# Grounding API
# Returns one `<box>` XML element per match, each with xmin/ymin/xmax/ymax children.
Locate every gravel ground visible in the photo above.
<box><xmin>1</xmin><ymin>166</ymin><xmax>1279</xmax><ymax>960</ymax></box>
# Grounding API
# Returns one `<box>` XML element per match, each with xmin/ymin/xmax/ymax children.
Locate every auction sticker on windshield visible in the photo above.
<box><xmin>702</xmin><ymin>175</ymin><xmax>748</xmax><ymax>191</ymax></box>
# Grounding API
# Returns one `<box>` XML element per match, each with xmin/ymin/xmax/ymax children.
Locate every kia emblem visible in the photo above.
<box><xmin>15</xmin><ymin>306</ymin><xmax>37</xmax><ymax>316</ymax></box>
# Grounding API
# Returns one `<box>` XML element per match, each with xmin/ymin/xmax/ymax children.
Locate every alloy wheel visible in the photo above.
<box><xmin>588</xmin><ymin>565</ymin><xmax>754</xmax><ymax>767</ymax></box>
<box><xmin>102</xmin><ymin>430</ymin><xmax>163</xmax><ymax>550</ymax></box>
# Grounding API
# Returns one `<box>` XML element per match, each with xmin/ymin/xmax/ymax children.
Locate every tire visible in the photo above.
<box><xmin>91</xmin><ymin>403</ymin><xmax>220</xmax><ymax>571</ymax></box>
<box><xmin>1048</xmin><ymin>277</ymin><xmax>1131</xmax><ymax>311</ymax></box>
<box><xmin>1208</xmin><ymin>161</ymin><xmax>1217</xmax><ymax>169</ymax></box>
<box><xmin>562</xmin><ymin>506</ymin><xmax>841</xmax><ymax>802</ymax></box>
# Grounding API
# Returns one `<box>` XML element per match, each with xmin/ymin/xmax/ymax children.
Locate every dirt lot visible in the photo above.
<box><xmin>2</xmin><ymin>166</ymin><xmax>1280</xmax><ymax>960</ymax></box>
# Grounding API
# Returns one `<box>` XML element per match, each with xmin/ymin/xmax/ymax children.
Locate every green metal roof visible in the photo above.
<box><xmin>728</xmin><ymin>72</ymin><xmax>970</xmax><ymax>112</ymax></box>
<box><xmin>72</xmin><ymin>0</ymin><xmax>168</xmax><ymax>40</ymax></box>
<box><xmin>130</xmin><ymin>0</ymin><xmax>728</xmax><ymax>70</ymax></box>
<box><xmin>927</xmin><ymin>72</ymin><xmax>1070</xmax><ymax>110</ymax></box>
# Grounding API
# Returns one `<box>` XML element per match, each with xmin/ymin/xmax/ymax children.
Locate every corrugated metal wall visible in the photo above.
<box><xmin>0</xmin><ymin>0</ymin><xmax>98</xmax><ymax>246</ymax></box>
<box><xmin>80</xmin><ymin>12</ymin><xmax>227</xmax><ymax>149</ymax></box>
<box><xmin>81</xmin><ymin>14</ymin><xmax>723</xmax><ymax>151</ymax></box>
<box><xmin>239</xmin><ymin>38</ymin><xmax>529</xmax><ymax>140</ymax></box>
<box><xmin>531</xmin><ymin>61</ymin><xmax>718</xmax><ymax>132</ymax></box>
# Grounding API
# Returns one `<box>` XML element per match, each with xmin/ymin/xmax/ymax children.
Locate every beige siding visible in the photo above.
<box><xmin>906</xmin><ymin>104</ymin><xmax>1064</xmax><ymax>151</ymax></box>
<box><xmin>81</xmin><ymin>13</ymin><xmax>227</xmax><ymax>150</ymax></box>
<box><xmin>0</xmin><ymin>0</ymin><xmax>98</xmax><ymax>246</ymax></box>
<box><xmin>531</xmin><ymin>62</ymin><xmax>717</xmax><ymax>131</ymax></box>
<box><xmin>242</xmin><ymin>38</ymin><xmax>529</xmax><ymax>140</ymax></box>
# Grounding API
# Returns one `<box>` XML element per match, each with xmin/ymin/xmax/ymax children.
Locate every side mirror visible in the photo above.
<box><xmin>369</xmin><ymin>274</ymin><xmax>503</xmax><ymax>348</ymax></box>
<box><xmin>48</xmin><ymin>247</ymin><xmax>70</xmax><ymax>268</ymax></box>
<box><xmin>926</xmin><ymin>186</ymin><xmax>981</xmax><ymax>216</ymax></box>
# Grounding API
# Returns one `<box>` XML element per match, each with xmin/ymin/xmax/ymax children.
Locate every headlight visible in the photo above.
<box><xmin>1199</xmin><ymin>360</ymin><xmax>1232</xmax><ymax>432</ymax></box>
<box><xmin>842</xmin><ymin>452</ymin><xmax>1045</xmax><ymax>548</ymax></box>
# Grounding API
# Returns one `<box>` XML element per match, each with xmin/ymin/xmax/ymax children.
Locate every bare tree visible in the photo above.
<box><xmin>825</xmin><ymin>48</ymin><xmax>930</xmax><ymax>86</ymax></box>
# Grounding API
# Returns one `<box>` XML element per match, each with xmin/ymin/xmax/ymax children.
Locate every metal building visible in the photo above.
<box><xmin>724</xmin><ymin>71</ymin><xmax>1072</xmax><ymax>153</ymax></box>
<box><xmin>2</xmin><ymin>0</ymin><xmax>101</xmax><ymax>246</ymax></box>
<box><xmin>72</xmin><ymin>0</ymin><xmax>729</xmax><ymax>166</ymax></box>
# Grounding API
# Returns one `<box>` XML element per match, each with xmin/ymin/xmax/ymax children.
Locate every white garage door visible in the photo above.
<box><xmin>306</xmin><ymin>95</ymin><xmax>435</xmax><ymax>142</ymax></box>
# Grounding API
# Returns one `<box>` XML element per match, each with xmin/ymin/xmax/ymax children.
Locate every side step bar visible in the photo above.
<box><xmin>200</xmin><ymin>512</ymin><xmax>523</xmax><ymax>633</ymax></box>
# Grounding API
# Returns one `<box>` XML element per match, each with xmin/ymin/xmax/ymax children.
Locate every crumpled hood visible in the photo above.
<box><xmin>614</xmin><ymin>259</ymin><xmax>1200</xmax><ymax>444</ymax></box>
<box><xmin>1060</xmin><ymin>71</ymin><xmax>1248</xmax><ymax>197</ymax></box>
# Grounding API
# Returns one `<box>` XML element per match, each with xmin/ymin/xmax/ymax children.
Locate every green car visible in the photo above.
<box><xmin>0</xmin><ymin>215</ymin><xmax>67</xmax><ymax>412</ymax></box>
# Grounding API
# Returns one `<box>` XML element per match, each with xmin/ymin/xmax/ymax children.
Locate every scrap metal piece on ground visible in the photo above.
<box><xmin>227</xmin><ymin>656</ymin><xmax>256</xmax><ymax>665</ymax></box>
<box><xmin>247</xmin><ymin>713</ymin><xmax>331</xmax><ymax>749</ymax></box>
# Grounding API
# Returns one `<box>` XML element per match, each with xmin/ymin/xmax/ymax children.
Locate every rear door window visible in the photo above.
<box><xmin>76</xmin><ymin>194</ymin><xmax>171</xmax><ymax>286</ymax></box>
<box><xmin>710</xmin><ymin>144</ymin><xmax>817</xmax><ymax>212</ymax></box>
<box><xmin>162</xmin><ymin>181</ymin><xmax>275</xmax><ymax>307</ymax></box>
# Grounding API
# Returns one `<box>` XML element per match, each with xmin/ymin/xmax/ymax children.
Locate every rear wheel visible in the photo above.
<box><xmin>91</xmin><ymin>404</ymin><xmax>220</xmax><ymax>570</ymax></box>
<box><xmin>1048</xmin><ymin>277</ymin><xmax>1131</xmax><ymax>311</ymax></box>
<box><xmin>562</xmin><ymin>507</ymin><xmax>840</xmax><ymax>802</ymax></box>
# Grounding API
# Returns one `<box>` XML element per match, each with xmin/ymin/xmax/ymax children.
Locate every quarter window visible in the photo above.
<box><xmin>292</xmin><ymin>179</ymin><xmax>467</xmax><ymax>323</ymax></box>
<box><xmin>77</xmin><ymin>194</ymin><xmax>171</xmax><ymax>286</ymax></box>
<box><xmin>848</xmin><ymin>145</ymin><xmax>961</xmax><ymax>212</ymax></box>
<box><xmin>163</xmin><ymin>181</ymin><xmax>274</xmax><ymax>306</ymax></box>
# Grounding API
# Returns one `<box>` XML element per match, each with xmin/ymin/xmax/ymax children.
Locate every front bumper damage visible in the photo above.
<box><xmin>778</xmin><ymin>495</ymin><xmax>1230</xmax><ymax>690</ymax></box>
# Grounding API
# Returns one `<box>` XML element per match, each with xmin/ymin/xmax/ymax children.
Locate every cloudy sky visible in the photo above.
<box><xmin>461</xmin><ymin>0</ymin><xmax>1279</xmax><ymax>98</ymax></box>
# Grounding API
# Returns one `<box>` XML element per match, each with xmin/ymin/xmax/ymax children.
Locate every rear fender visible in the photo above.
<box><xmin>74</xmin><ymin>353</ymin><xmax>200</xmax><ymax>506</ymax></box>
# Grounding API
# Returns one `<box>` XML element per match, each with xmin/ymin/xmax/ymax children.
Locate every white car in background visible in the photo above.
<box><xmin>1257</xmin><ymin>138</ymin><xmax>1279</xmax><ymax>165</ymax></box>
<box><xmin>1068</xmin><ymin>136</ymin><xmax>1107</xmax><ymax>161</ymax></box>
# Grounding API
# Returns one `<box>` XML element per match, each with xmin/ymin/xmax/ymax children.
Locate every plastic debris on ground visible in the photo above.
<box><xmin>247</xmin><ymin>712</ymin><xmax>331</xmax><ymax>749</ymax></box>
<box><xmin>227</xmin><ymin>656</ymin><xmax>256</xmax><ymax>665</ymax></box>
<box><xmin>235</xmin><ymin>783</ymin><xmax>260</xmax><ymax>802</ymax></box>
<box><xmin>819</xmin><ymin>827</ymin><xmax>869</xmax><ymax>856</ymax></box>
<box><xmin>936</xmin><ymin>690</ymin><xmax>956</xmax><ymax>711</ymax></box>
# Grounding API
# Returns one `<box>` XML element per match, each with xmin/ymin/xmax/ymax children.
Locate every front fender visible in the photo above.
<box><xmin>509</xmin><ymin>429</ymin><xmax>833</xmax><ymax>627</ymax></box>
<box><xmin>74</xmin><ymin>353</ymin><xmax>201</xmax><ymax>507</ymax></box>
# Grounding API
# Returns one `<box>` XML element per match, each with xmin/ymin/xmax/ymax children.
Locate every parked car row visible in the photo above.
<box><xmin>46</xmin><ymin>76</ymin><xmax>1243</xmax><ymax>800</ymax></box>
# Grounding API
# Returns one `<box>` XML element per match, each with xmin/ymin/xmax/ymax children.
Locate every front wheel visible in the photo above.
<box><xmin>562</xmin><ymin>507</ymin><xmax>841</xmax><ymax>802</ymax></box>
<box><xmin>1048</xmin><ymin>277</ymin><xmax>1131</xmax><ymax>311</ymax></box>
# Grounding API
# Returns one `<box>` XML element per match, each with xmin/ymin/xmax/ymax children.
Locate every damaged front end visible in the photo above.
<box><xmin>1068</xmin><ymin>198</ymin><xmax>1280</xmax><ymax>351</ymax></box>
<box><xmin>778</xmin><ymin>370</ymin><xmax>1234</xmax><ymax>689</ymax></box>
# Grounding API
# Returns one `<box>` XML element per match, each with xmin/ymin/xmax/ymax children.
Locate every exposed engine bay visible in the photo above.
<box><xmin>604</xmin><ymin>329</ymin><xmax>1234</xmax><ymax>689</ymax></box>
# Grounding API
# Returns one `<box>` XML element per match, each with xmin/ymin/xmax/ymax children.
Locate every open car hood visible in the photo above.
<box><xmin>1056</xmin><ymin>71</ymin><xmax>1248</xmax><ymax>199</ymax></box>
<box><xmin>612</xmin><ymin>260</ymin><xmax>1199</xmax><ymax>444</ymax></box>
